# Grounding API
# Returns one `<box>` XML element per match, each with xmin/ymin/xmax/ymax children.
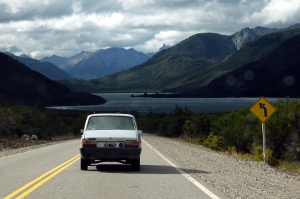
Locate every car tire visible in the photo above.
<box><xmin>132</xmin><ymin>158</ymin><xmax>140</xmax><ymax>171</ymax></box>
<box><xmin>81</xmin><ymin>157</ymin><xmax>89</xmax><ymax>170</ymax></box>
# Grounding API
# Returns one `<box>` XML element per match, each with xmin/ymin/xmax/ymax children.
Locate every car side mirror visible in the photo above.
<box><xmin>80</xmin><ymin>129</ymin><xmax>84</xmax><ymax>134</ymax></box>
<box><xmin>138</xmin><ymin>130</ymin><xmax>142</xmax><ymax>135</ymax></box>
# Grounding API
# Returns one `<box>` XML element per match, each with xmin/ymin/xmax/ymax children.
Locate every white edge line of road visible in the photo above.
<box><xmin>142</xmin><ymin>138</ymin><xmax>221</xmax><ymax>199</ymax></box>
<box><xmin>0</xmin><ymin>140</ymin><xmax>79</xmax><ymax>160</ymax></box>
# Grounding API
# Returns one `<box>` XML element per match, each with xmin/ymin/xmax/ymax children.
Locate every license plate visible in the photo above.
<box><xmin>97</xmin><ymin>142</ymin><xmax>123</xmax><ymax>148</ymax></box>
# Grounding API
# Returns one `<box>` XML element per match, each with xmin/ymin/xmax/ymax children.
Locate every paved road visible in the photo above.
<box><xmin>0</xmin><ymin>137</ymin><xmax>229</xmax><ymax>199</ymax></box>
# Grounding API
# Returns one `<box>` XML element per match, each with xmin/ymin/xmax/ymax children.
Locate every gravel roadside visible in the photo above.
<box><xmin>141</xmin><ymin>133</ymin><xmax>300</xmax><ymax>199</ymax></box>
<box><xmin>0</xmin><ymin>139</ymin><xmax>77</xmax><ymax>159</ymax></box>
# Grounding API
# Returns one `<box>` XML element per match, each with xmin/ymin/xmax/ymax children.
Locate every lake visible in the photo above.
<box><xmin>51</xmin><ymin>93</ymin><xmax>285</xmax><ymax>113</ymax></box>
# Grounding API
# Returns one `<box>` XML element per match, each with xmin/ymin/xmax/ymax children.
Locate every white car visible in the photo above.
<box><xmin>79</xmin><ymin>113</ymin><xmax>142</xmax><ymax>171</ymax></box>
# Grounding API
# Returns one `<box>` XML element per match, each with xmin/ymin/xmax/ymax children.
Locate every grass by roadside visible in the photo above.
<box><xmin>277</xmin><ymin>161</ymin><xmax>300</xmax><ymax>174</ymax></box>
<box><xmin>227</xmin><ymin>146</ymin><xmax>300</xmax><ymax>174</ymax></box>
<box><xmin>175</xmin><ymin>136</ymin><xmax>300</xmax><ymax>175</ymax></box>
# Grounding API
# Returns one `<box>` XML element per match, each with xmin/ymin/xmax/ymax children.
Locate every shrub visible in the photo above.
<box><xmin>251</xmin><ymin>146</ymin><xmax>264</xmax><ymax>161</ymax></box>
<box><xmin>266</xmin><ymin>148</ymin><xmax>279</xmax><ymax>166</ymax></box>
<box><xmin>203</xmin><ymin>134</ymin><xmax>224</xmax><ymax>151</ymax></box>
<box><xmin>251</xmin><ymin>146</ymin><xmax>279</xmax><ymax>166</ymax></box>
<box><xmin>184</xmin><ymin>136</ymin><xmax>203</xmax><ymax>145</ymax></box>
<box><xmin>182</xmin><ymin>119</ymin><xmax>197</xmax><ymax>138</ymax></box>
<box><xmin>227</xmin><ymin>146</ymin><xmax>237</xmax><ymax>155</ymax></box>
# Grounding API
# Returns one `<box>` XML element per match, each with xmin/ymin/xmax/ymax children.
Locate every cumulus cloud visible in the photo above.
<box><xmin>0</xmin><ymin>0</ymin><xmax>73</xmax><ymax>22</ymax></box>
<box><xmin>0</xmin><ymin>0</ymin><xmax>299</xmax><ymax>59</ymax></box>
<box><xmin>251</xmin><ymin>0</ymin><xmax>300</xmax><ymax>25</ymax></box>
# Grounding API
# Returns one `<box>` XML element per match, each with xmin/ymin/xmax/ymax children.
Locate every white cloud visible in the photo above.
<box><xmin>111</xmin><ymin>33</ymin><xmax>133</xmax><ymax>41</ymax></box>
<box><xmin>0</xmin><ymin>0</ymin><xmax>299</xmax><ymax>59</ymax></box>
<box><xmin>251</xmin><ymin>0</ymin><xmax>300</xmax><ymax>24</ymax></box>
<box><xmin>154</xmin><ymin>30</ymin><xmax>197</xmax><ymax>41</ymax></box>
<box><xmin>117</xmin><ymin>0</ymin><xmax>155</xmax><ymax>10</ymax></box>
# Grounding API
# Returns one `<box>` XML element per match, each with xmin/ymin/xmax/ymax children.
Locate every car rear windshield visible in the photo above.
<box><xmin>86</xmin><ymin>116</ymin><xmax>135</xmax><ymax>130</ymax></box>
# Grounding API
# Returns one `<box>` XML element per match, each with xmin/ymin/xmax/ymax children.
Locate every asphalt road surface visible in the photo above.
<box><xmin>0</xmin><ymin>137</ymin><xmax>229</xmax><ymax>199</ymax></box>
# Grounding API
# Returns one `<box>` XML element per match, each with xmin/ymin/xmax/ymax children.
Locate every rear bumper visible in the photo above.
<box><xmin>80</xmin><ymin>147</ymin><xmax>141</xmax><ymax>160</ymax></box>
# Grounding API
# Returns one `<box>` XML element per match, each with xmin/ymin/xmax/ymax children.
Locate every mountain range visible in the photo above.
<box><xmin>40</xmin><ymin>50</ymin><xmax>92</xmax><ymax>71</ymax></box>
<box><xmin>191</xmin><ymin>32</ymin><xmax>300</xmax><ymax>97</ymax></box>
<box><xmin>39</xmin><ymin>25</ymin><xmax>285</xmax><ymax>82</ymax></box>
<box><xmin>40</xmin><ymin>48</ymin><xmax>152</xmax><ymax>79</ymax></box>
<box><xmin>4</xmin><ymin>52</ymin><xmax>72</xmax><ymax>81</ymax></box>
<box><xmin>2</xmin><ymin>23</ymin><xmax>300</xmax><ymax>103</ymax></box>
<box><xmin>0</xmin><ymin>52</ymin><xmax>106</xmax><ymax>106</ymax></box>
<box><xmin>10</xmin><ymin>23</ymin><xmax>300</xmax><ymax>83</ymax></box>
<box><xmin>57</xmin><ymin>24</ymin><xmax>300</xmax><ymax>98</ymax></box>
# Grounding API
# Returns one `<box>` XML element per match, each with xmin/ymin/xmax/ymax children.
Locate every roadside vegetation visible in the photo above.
<box><xmin>1</xmin><ymin>99</ymin><xmax>299</xmax><ymax>174</ymax></box>
<box><xmin>0</xmin><ymin>103</ymin><xmax>87</xmax><ymax>149</ymax></box>
<box><xmin>137</xmin><ymin>99</ymin><xmax>300</xmax><ymax>174</ymax></box>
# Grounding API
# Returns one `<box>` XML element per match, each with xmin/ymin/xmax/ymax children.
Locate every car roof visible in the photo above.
<box><xmin>87</xmin><ymin>113</ymin><xmax>135</xmax><ymax>118</ymax></box>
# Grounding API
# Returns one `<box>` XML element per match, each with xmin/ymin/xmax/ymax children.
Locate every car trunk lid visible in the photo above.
<box><xmin>83</xmin><ymin>130</ymin><xmax>138</xmax><ymax>141</ymax></box>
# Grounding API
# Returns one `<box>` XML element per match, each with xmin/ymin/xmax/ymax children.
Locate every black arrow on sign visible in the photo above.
<box><xmin>259</xmin><ymin>103</ymin><xmax>267</xmax><ymax>117</ymax></box>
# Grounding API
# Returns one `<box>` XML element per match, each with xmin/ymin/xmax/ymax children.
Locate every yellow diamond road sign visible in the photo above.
<box><xmin>250</xmin><ymin>97</ymin><xmax>276</xmax><ymax>123</ymax></box>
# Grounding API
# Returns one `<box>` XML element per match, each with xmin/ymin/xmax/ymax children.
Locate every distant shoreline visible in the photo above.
<box><xmin>131</xmin><ymin>93</ymin><xmax>188</xmax><ymax>98</ymax></box>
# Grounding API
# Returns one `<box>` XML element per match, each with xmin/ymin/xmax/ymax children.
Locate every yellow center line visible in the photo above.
<box><xmin>4</xmin><ymin>154</ymin><xmax>81</xmax><ymax>199</ymax></box>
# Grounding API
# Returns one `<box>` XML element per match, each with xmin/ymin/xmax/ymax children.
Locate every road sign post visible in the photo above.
<box><xmin>250</xmin><ymin>97</ymin><xmax>276</xmax><ymax>164</ymax></box>
<box><xmin>262</xmin><ymin>122</ymin><xmax>266</xmax><ymax>163</ymax></box>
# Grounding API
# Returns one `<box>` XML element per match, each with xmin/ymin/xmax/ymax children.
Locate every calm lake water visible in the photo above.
<box><xmin>51</xmin><ymin>93</ymin><xmax>284</xmax><ymax>113</ymax></box>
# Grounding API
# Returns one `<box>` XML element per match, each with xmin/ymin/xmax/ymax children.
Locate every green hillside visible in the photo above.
<box><xmin>192</xmin><ymin>33</ymin><xmax>300</xmax><ymax>97</ymax></box>
<box><xmin>59</xmin><ymin>33</ymin><xmax>237</xmax><ymax>92</ymax></box>
<box><xmin>163</xmin><ymin>28</ymin><xmax>300</xmax><ymax>92</ymax></box>
<box><xmin>59</xmin><ymin>28</ymin><xmax>300</xmax><ymax>95</ymax></box>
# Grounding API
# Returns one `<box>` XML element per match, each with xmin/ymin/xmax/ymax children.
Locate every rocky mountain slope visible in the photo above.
<box><xmin>230</xmin><ymin>23</ymin><xmax>300</xmax><ymax>50</ymax></box>
<box><xmin>40</xmin><ymin>50</ymin><xmax>92</xmax><ymax>70</ymax></box>
<box><xmin>230</xmin><ymin>26</ymin><xmax>277</xmax><ymax>50</ymax></box>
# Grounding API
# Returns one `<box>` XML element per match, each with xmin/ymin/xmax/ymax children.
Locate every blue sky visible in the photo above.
<box><xmin>0</xmin><ymin>0</ymin><xmax>300</xmax><ymax>59</ymax></box>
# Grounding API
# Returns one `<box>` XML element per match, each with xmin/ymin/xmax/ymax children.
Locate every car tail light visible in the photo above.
<box><xmin>82</xmin><ymin>139</ymin><xmax>97</xmax><ymax>147</ymax></box>
<box><xmin>125</xmin><ymin>140</ymin><xmax>140</xmax><ymax>148</ymax></box>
